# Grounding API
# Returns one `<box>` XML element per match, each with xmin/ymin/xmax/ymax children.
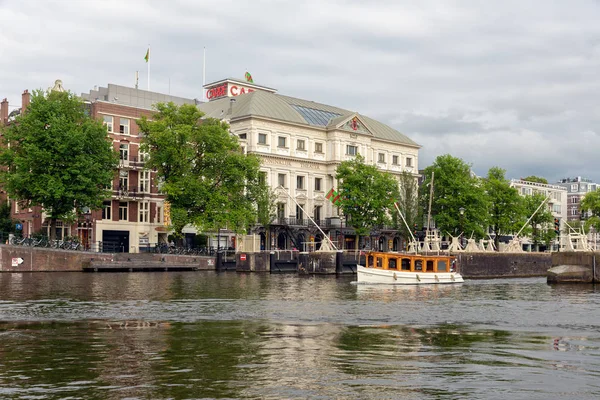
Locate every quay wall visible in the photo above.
<box><xmin>456</xmin><ymin>252</ymin><xmax>551</xmax><ymax>279</ymax></box>
<box><xmin>0</xmin><ymin>245</ymin><xmax>215</xmax><ymax>272</ymax></box>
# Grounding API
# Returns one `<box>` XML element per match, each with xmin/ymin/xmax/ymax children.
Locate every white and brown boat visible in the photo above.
<box><xmin>357</xmin><ymin>251</ymin><xmax>464</xmax><ymax>285</ymax></box>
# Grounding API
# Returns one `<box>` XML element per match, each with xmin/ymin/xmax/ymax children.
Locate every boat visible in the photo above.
<box><xmin>357</xmin><ymin>251</ymin><xmax>464</xmax><ymax>284</ymax></box>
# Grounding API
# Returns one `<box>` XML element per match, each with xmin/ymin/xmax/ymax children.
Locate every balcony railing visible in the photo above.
<box><xmin>114</xmin><ymin>185</ymin><xmax>152</xmax><ymax>199</ymax></box>
<box><xmin>118</xmin><ymin>156</ymin><xmax>147</xmax><ymax>168</ymax></box>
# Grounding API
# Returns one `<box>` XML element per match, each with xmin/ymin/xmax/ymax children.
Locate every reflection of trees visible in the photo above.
<box><xmin>335</xmin><ymin>324</ymin><xmax>512</xmax><ymax>377</ymax></box>
<box><xmin>151</xmin><ymin>320</ymin><xmax>268</xmax><ymax>399</ymax></box>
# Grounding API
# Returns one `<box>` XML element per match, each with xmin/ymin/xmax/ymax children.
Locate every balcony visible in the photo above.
<box><xmin>114</xmin><ymin>185</ymin><xmax>151</xmax><ymax>199</ymax></box>
<box><xmin>118</xmin><ymin>156</ymin><xmax>146</xmax><ymax>169</ymax></box>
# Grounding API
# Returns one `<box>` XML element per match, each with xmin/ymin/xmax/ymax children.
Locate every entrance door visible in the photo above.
<box><xmin>102</xmin><ymin>230</ymin><xmax>130</xmax><ymax>253</ymax></box>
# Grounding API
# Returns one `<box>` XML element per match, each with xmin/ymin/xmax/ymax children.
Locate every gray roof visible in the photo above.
<box><xmin>197</xmin><ymin>91</ymin><xmax>419</xmax><ymax>147</ymax></box>
<box><xmin>81</xmin><ymin>84</ymin><xmax>197</xmax><ymax>109</ymax></box>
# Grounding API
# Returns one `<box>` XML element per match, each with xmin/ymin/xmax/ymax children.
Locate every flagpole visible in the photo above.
<box><xmin>202</xmin><ymin>47</ymin><xmax>206</xmax><ymax>101</ymax></box>
<box><xmin>147</xmin><ymin>45</ymin><xmax>150</xmax><ymax>91</ymax></box>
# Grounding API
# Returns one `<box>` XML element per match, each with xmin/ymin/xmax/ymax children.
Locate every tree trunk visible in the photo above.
<box><xmin>355</xmin><ymin>234</ymin><xmax>360</xmax><ymax>251</ymax></box>
<box><xmin>49</xmin><ymin>217</ymin><xmax>57</xmax><ymax>243</ymax></box>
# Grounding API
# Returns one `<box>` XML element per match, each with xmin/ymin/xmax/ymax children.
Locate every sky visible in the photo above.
<box><xmin>1</xmin><ymin>0</ymin><xmax>600</xmax><ymax>184</ymax></box>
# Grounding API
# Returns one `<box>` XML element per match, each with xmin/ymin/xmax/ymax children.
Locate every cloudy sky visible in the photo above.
<box><xmin>2</xmin><ymin>0</ymin><xmax>600</xmax><ymax>183</ymax></box>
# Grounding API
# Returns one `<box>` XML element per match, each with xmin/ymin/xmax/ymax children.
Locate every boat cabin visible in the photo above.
<box><xmin>365</xmin><ymin>252</ymin><xmax>454</xmax><ymax>273</ymax></box>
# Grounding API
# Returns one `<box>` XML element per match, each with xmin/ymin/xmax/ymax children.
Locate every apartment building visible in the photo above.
<box><xmin>556</xmin><ymin>177</ymin><xmax>599</xmax><ymax>221</ymax></box>
<box><xmin>199</xmin><ymin>78</ymin><xmax>421</xmax><ymax>250</ymax></box>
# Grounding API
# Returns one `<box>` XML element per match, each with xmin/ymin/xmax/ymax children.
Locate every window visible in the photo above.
<box><xmin>119</xmin><ymin>202</ymin><xmax>128</xmax><ymax>220</ymax></box>
<box><xmin>138</xmin><ymin>151</ymin><xmax>148</xmax><ymax>163</ymax></box>
<box><xmin>102</xmin><ymin>201</ymin><xmax>111</xmax><ymax>220</ymax></box>
<box><xmin>314</xmin><ymin>205</ymin><xmax>322</xmax><ymax>221</ymax></box>
<box><xmin>437</xmin><ymin>260</ymin><xmax>447</xmax><ymax>272</ymax></box>
<box><xmin>392</xmin><ymin>155</ymin><xmax>399</xmax><ymax>165</ymax></box>
<box><xmin>571</xmin><ymin>184</ymin><xmax>577</xmax><ymax>192</ymax></box>
<box><xmin>296</xmin><ymin>204</ymin><xmax>304</xmax><ymax>220</ymax></box>
<box><xmin>297</xmin><ymin>139</ymin><xmax>306</xmax><ymax>150</ymax></box>
<box><xmin>238</xmin><ymin>133</ymin><xmax>247</xmax><ymax>139</ymax></box>
<box><xmin>258</xmin><ymin>133</ymin><xmax>267</xmax><ymax>144</ymax></box>
<box><xmin>346</xmin><ymin>145</ymin><xmax>358</xmax><ymax>156</ymax></box>
<box><xmin>278</xmin><ymin>136</ymin><xmax>287</xmax><ymax>148</ymax></box>
<box><xmin>119</xmin><ymin>170</ymin><xmax>129</xmax><ymax>191</ymax></box>
<box><xmin>315</xmin><ymin>142</ymin><xmax>323</xmax><ymax>153</ymax></box>
<box><xmin>140</xmin><ymin>170</ymin><xmax>151</xmax><ymax>193</ymax></box>
<box><xmin>401</xmin><ymin>258</ymin><xmax>411</xmax><ymax>271</ymax></box>
<box><xmin>278</xmin><ymin>173</ymin><xmax>286</xmax><ymax>188</ymax></box>
<box><xmin>297</xmin><ymin>175</ymin><xmax>305</xmax><ymax>189</ymax></box>
<box><xmin>119</xmin><ymin>143</ymin><xmax>129</xmax><ymax>161</ymax></box>
<box><xmin>378</xmin><ymin>153</ymin><xmax>385</xmax><ymax>163</ymax></box>
<box><xmin>139</xmin><ymin>202</ymin><xmax>149</xmax><ymax>223</ymax></box>
<box><xmin>119</xmin><ymin>118</ymin><xmax>130</xmax><ymax>135</ymax></box>
<box><xmin>156</xmin><ymin>205</ymin><xmax>163</xmax><ymax>224</ymax></box>
<box><xmin>389</xmin><ymin>258</ymin><xmax>397</xmax><ymax>270</ymax></box>
<box><xmin>277</xmin><ymin>203</ymin><xmax>285</xmax><ymax>220</ymax></box>
<box><xmin>406</xmin><ymin>157</ymin><xmax>413</xmax><ymax>167</ymax></box>
<box><xmin>315</xmin><ymin>177</ymin><xmax>322</xmax><ymax>191</ymax></box>
<box><xmin>103</xmin><ymin>115</ymin><xmax>113</xmax><ymax>132</ymax></box>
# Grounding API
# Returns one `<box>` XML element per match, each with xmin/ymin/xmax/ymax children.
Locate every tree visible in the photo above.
<box><xmin>0</xmin><ymin>90</ymin><xmax>118</xmax><ymax>241</ymax></box>
<box><xmin>522</xmin><ymin>176</ymin><xmax>548</xmax><ymax>184</ymax></box>
<box><xmin>420</xmin><ymin>154</ymin><xmax>488</xmax><ymax>240</ymax></box>
<box><xmin>336</xmin><ymin>154</ymin><xmax>399</xmax><ymax>250</ymax></box>
<box><xmin>521</xmin><ymin>193</ymin><xmax>554</xmax><ymax>251</ymax></box>
<box><xmin>484</xmin><ymin>167</ymin><xmax>524</xmax><ymax>249</ymax></box>
<box><xmin>0</xmin><ymin>200</ymin><xmax>17</xmax><ymax>235</ymax></box>
<box><xmin>138</xmin><ymin>102</ymin><xmax>272</xmax><ymax>238</ymax></box>
<box><xmin>394</xmin><ymin>170</ymin><xmax>419</xmax><ymax>244</ymax></box>
<box><xmin>580</xmin><ymin>189</ymin><xmax>600</xmax><ymax>233</ymax></box>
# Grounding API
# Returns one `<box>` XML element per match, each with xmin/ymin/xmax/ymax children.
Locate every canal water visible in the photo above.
<box><xmin>0</xmin><ymin>272</ymin><xmax>598</xmax><ymax>399</ymax></box>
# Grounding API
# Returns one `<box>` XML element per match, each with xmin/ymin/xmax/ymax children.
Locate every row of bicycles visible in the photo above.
<box><xmin>8</xmin><ymin>235</ymin><xmax>85</xmax><ymax>251</ymax></box>
<box><xmin>149</xmin><ymin>244</ymin><xmax>223</xmax><ymax>255</ymax></box>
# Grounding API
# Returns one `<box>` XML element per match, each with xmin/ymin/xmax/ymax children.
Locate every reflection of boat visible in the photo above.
<box><xmin>357</xmin><ymin>251</ymin><xmax>464</xmax><ymax>284</ymax></box>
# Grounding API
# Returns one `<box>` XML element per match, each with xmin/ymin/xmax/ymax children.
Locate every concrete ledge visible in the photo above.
<box><xmin>547</xmin><ymin>265</ymin><xmax>593</xmax><ymax>283</ymax></box>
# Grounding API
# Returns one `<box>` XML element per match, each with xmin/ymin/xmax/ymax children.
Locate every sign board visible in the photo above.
<box><xmin>11</xmin><ymin>257</ymin><xmax>24</xmax><ymax>267</ymax></box>
<box><xmin>207</xmin><ymin>259</ymin><xmax>215</xmax><ymax>266</ymax></box>
<box><xmin>15</xmin><ymin>223</ymin><xmax>22</xmax><ymax>231</ymax></box>
<box><xmin>240</xmin><ymin>254</ymin><xmax>247</xmax><ymax>261</ymax></box>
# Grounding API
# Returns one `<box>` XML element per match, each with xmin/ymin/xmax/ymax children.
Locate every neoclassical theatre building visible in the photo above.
<box><xmin>199</xmin><ymin>78</ymin><xmax>421</xmax><ymax>250</ymax></box>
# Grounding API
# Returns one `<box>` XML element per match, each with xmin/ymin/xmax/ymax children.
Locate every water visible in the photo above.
<box><xmin>0</xmin><ymin>272</ymin><xmax>599</xmax><ymax>399</ymax></box>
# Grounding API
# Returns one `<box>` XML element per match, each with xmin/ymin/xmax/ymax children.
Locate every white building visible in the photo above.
<box><xmin>198</xmin><ymin>78</ymin><xmax>420</xmax><ymax>250</ymax></box>
<box><xmin>556</xmin><ymin>177</ymin><xmax>599</xmax><ymax>221</ymax></box>
<box><xmin>510</xmin><ymin>179</ymin><xmax>567</xmax><ymax>250</ymax></box>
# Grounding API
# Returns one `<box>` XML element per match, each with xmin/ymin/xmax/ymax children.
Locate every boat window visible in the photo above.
<box><xmin>401</xmin><ymin>258</ymin><xmax>411</xmax><ymax>271</ymax></box>
<box><xmin>388</xmin><ymin>258</ymin><xmax>397</xmax><ymax>270</ymax></box>
<box><xmin>415</xmin><ymin>260</ymin><xmax>423</xmax><ymax>271</ymax></box>
<box><xmin>426</xmin><ymin>260</ymin><xmax>434</xmax><ymax>272</ymax></box>
<box><xmin>437</xmin><ymin>260</ymin><xmax>447</xmax><ymax>272</ymax></box>
<box><xmin>376</xmin><ymin>257</ymin><xmax>383</xmax><ymax>268</ymax></box>
<box><xmin>368</xmin><ymin>255</ymin><xmax>374</xmax><ymax>268</ymax></box>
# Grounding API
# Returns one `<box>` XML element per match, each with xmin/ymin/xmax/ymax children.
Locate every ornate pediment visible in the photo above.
<box><xmin>333</xmin><ymin>114</ymin><xmax>373</xmax><ymax>135</ymax></box>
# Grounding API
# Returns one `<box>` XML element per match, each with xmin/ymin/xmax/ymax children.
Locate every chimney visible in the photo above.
<box><xmin>21</xmin><ymin>90</ymin><xmax>30</xmax><ymax>114</ymax></box>
<box><xmin>0</xmin><ymin>98</ymin><xmax>8</xmax><ymax>125</ymax></box>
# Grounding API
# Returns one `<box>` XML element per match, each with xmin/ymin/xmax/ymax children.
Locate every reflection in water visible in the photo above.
<box><xmin>0</xmin><ymin>272</ymin><xmax>599</xmax><ymax>399</ymax></box>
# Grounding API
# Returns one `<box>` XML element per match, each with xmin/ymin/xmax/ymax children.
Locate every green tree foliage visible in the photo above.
<box><xmin>138</xmin><ymin>102</ymin><xmax>273</xmax><ymax>236</ymax></box>
<box><xmin>580</xmin><ymin>190</ymin><xmax>600</xmax><ymax>233</ymax></box>
<box><xmin>336</xmin><ymin>155</ymin><xmax>399</xmax><ymax>249</ymax></box>
<box><xmin>421</xmin><ymin>154</ymin><xmax>487</xmax><ymax>240</ymax></box>
<box><xmin>0</xmin><ymin>200</ymin><xmax>17</xmax><ymax>234</ymax></box>
<box><xmin>522</xmin><ymin>175</ymin><xmax>548</xmax><ymax>184</ymax></box>
<box><xmin>394</xmin><ymin>171</ymin><xmax>419</xmax><ymax>242</ymax></box>
<box><xmin>521</xmin><ymin>193</ymin><xmax>554</xmax><ymax>250</ymax></box>
<box><xmin>0</xmin><ymin>90</ymin><xmax>118</xmax><ymax>240</ymax></box>
<box><xmin>484</xmin><ymin>167</ymin><xmax>524</xmax><ymax>249</ymax></box>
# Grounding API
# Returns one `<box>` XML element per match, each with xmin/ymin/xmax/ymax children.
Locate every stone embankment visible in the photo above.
<box><xmin>548</xmin><ymin>252</ymin><xmax>599</xmax><ymax>283</ymax></box>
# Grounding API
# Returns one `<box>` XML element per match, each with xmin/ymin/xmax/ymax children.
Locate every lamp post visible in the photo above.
<box><xmin>459</xmin><ymin>207</ymin><xmax>465</xmax><ymax>249</ymax></box>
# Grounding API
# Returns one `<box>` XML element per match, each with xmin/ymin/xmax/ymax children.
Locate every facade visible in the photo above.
<box><xmin>199</xmin><ymin>78</ymin><xmax>421</xmax><ymax>250</ymax></box>
<box><xmin>556</xmin><ymin>177</ymin><xmax>599</xmax><ymax>221</ymax></box>
<box><xmin>509</xmin><ymin>179</ymin><xmax>567</xmax><ymax>250</ymax></box>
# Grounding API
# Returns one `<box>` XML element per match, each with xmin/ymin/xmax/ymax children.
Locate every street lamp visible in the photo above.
<box><xmin>459</xmin><ymin>207</ymin><xmax>465</xmax><ymax>248</ymax></box>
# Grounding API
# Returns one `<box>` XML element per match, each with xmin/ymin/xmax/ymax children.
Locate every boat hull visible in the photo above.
<box><xmin>357</xmin><ymin>265</ymin><xmax>464</xmax><ymax>285</ymax></box>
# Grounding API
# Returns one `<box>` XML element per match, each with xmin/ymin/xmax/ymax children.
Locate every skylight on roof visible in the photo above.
<box><xmin>291</xmin><ymin>105</ymin><xmax>340</xmax><ymax>126</ymax></box>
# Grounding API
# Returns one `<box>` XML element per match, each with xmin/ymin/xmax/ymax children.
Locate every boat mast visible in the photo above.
<box><xmin>426</xmin><ymin>171</ymin><xmax>434</xmax><ymax>245</ymax></box>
